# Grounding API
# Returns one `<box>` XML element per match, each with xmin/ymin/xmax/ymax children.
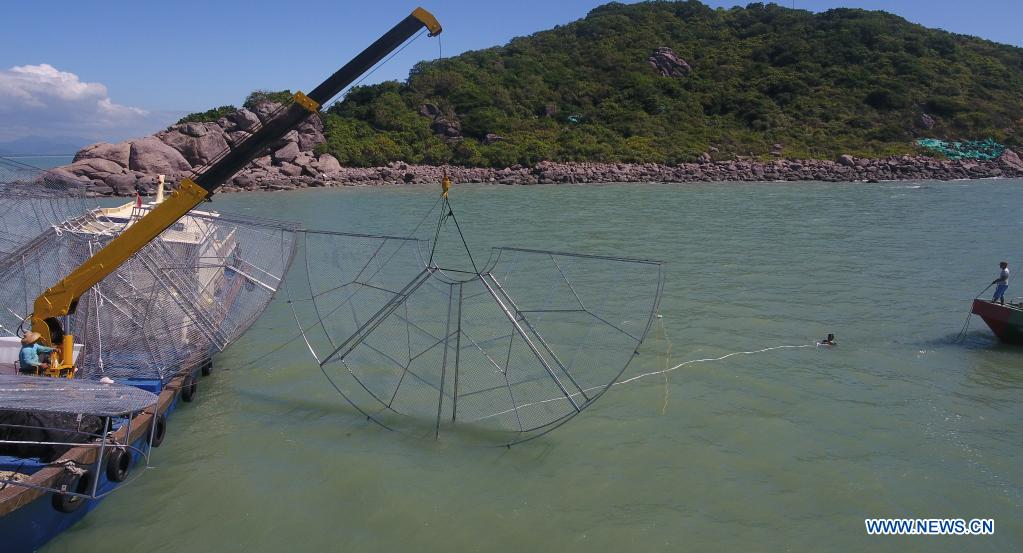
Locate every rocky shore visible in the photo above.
<box><xmin>50</xmin><ymin>102</ymin><xmax>1023</xmax><ymax>196</ymax></box>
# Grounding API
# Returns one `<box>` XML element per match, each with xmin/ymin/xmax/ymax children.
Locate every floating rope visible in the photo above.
<box><xmin>471</xmin><ymin>340</ymin><xmax>815</xmax><ymax>423</ymax></box>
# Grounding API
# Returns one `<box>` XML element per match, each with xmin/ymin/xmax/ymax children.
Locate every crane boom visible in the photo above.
<box><xmin>31</xmin><ymin>8</ymin><xmax>442</xmax><ymax>354</ymax></box>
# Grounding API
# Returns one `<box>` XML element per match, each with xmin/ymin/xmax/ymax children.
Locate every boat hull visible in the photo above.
<box><xmin>0</xmin><ymin>368</ymin><xmax>198</xmax><ymax>553</ymax></box>
<box><xmin>971</xmin><ymin>299</ymin><xmax>1023</xmax><ymax>344</ymax></box>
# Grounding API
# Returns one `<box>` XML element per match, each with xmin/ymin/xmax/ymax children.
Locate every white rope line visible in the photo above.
<box><xmin>467</xmin><ymin>342</ymin><xmax>816</xmax><ymax>423</ymax></box>
<box><xmin>617</xmin><ymin>344</ymin><xmax>816</xmax><ymax>385</ymax></box>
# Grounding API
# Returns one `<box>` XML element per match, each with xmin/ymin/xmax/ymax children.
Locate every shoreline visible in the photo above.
<box><xmin>43</xmin><ymin>104</ymin><xmax>1023</xmax><ymax>196</ymax></box>
<box><xmin>218</xmin><ymin>155</ymin><xmax>1023</xmax><ymax>193</ymax></box>
<box><xmin>49</xmin><ymin>154</ymin><xmax>1023</xmax><ymax>197</ymax></box>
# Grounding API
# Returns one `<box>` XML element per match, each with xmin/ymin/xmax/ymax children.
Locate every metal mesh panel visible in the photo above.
<box><xmin>0</xmin><ymin>157</ymin><xmax>89</xmax><ymax>259</ymax></box>
<box><xmin>0</xmin><ymin>162</ymin><xmax>297</xmax><ymax>384</ymax></box>
<box><xmin>0</xmin><ymin>374</ymin><xmax>157</xmax><ymax>416</ymax></box>
<box><xmin>288</xmin><ymin>227</ymin><xmax>663</xmax><ymax>445</ymax></box>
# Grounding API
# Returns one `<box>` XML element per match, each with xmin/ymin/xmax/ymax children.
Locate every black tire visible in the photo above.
<box><xmin>201</xmin><ymin>359</ymin><xmax>213</xmax><ymax>377</ymax></box>
<box><xmin>106</xmin><ymin>447</ymin><xmax>132</xmax><ymax>483</ymax></box>
<box><xmin>181</xmin><ymin>378</ymin><xmax>197</xmax><ymax>403</ymax></box>
<box><xmin>150</xmin><ymin>413</ymin><xmax>167</xmax><ymax>447</ymax></box>
<box><xmin>51</xmin><ymin>471</ymin><xmax>90</xmax><ymax>514</ymax></box>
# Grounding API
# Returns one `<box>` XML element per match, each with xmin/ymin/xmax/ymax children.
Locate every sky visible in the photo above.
<box><xmin>1</xmin><ymin>0</ymin><xmax>1020</xmax><ymax>148</ymax></box>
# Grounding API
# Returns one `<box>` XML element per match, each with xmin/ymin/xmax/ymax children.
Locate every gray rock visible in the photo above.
<box><xmin>74</xmin><ymin>142</ymin><xmax>131</xmax><ymax>167</ymax></box>
<box><xmin>648</xmin><ymin>47</ymin><xmax>691</xmax><ymax>78</ymax></box>
<box><xmin>251</xmin><ymin>155</ymin><xmax>273</xmax><ymax>170</ymax></box>
<box><xmin>160</xmin><ymin>126</ymin><xmax>230</xmax><ymax>167</ymax></box>
<box><xmin>181</xmin><ymin>122</ymin><xmax>209</xmax><ymax>138</ymax></box>
<box><xmin>225</xmin><ymin>130</ymin><xmax>252</xmax><ymax>147</ymax></box>
<box><xmin>128</xmin><ymin>137</ymin><xmax>192</xmax><ymax>175</ymax></box>
<box><xmin>87</xmin><ymin>184</ymin><xmax>115</xmax><ymax>197</ymax></box>
<box><xmin>697</xmin><ymin>152</ymin><xmax>712</xmax><ymax>164</ymax></box>
<box><xmin>228</xmin><ymin>108</ymin><xmax>261</xmax><ymax>132</ymax></box>
<box><xmin>916</xmin><ymin>113</ymin><xmax>936</xmax><ymax>130</ymax></box>
<box><xmin>432</xmin><ymin>118</ymin><xmax>461</xmax><ymax>138</ymax></box>
<box><xmin>103</xmin><ymin>173</ymin><xmax>139</xmax><ymax>196</ymax></box>
<box><xmin>314</xmin><ymin>153</ymin><xmax>341</xmax><ymax>174</ymax></box>
<box><xmin>66</xmin><ymin>158</ymin><xmax>125</xmax><ymax>178</ymax></box>
<box><xmin>293</xmin><ymin>152</ymin><xmax>316</xmax><ymax>169</ymax></box>
<box><xmin>252</xmin><ymin>101</ymin><xmax>283</xmax><ymax>122</ymax></box>
<box><xmin>837</xmin><ymin>154</ymin><xmax>856</xmax><ymax>167</ymax></box>
<box><xmin>419</xmin><ymin>103</ymin><xmax>442</xmax><ymax>118</ymax></box>
<box><xmin>483</xmin><ymin>133</ymin><xmax>504</xmax><ymax>145</ymax></box>
<box><xmin>998</xmin><ymin>148</ymin><xmax>1023</xmax><ymax>173</ymax></box>
<box><xmin>279</xmin><ymin>162</ymin><xmax>303</xmax><ymax>177</ymax></box>
<box><xmin>295</xmin><ymin>116</ymin><xmax>325</xmax><ymax>151</ymax></box>
<box><xmin>273</xmin><ymin>142</ymin><xmax>301</xmax><ymax>164</ymax></box>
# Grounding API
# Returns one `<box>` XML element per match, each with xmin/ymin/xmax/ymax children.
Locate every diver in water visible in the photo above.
<box><xmin>818</xmin><ymin>333</ymin><xmax>836</xmax><ymax>347</ymax></box>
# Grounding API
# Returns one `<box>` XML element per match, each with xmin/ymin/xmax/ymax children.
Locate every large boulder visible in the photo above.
<box><xmin>916</xmin><ymin>113</ymin><xmax>936</xmax><ymax>130</ymax></box>
<box><xmin>65</xmin><ymin>158</ymin><xmax>125</xmax><ymax>179</ymax></box>
<box><xmin>278</xmin><ymin>162</ymin><xmax>303</xmax><ymax>177</ymax></box>
<box><xmin>228</xmin><ymin>108</ymin><xmax>261</xmax><ymax>132</ymax></box>
<box><xmin>432</xmin><ymin>117</ymin><xmax>461</xmax><ymax>138</ymax></box>
<box><xmin>180</xmin><ymin>122</ymin><xmax>209</xmax><ymax>138</ymax></box>
<box><xmin>252</xmin><ymin>101</ymin><xmax>283</xmax><ymax>122</ymax></box>
<box><xmin>648</xmin><ymin>47</ymin><xmax>691</xmax><ymax>78</ymax></box>
<box><xmin>272</xmin><ymin>142</ymin><xmax>301</xmax><ymax>164</ymax></box>
<box><xmin>160</xmin><ymin>124</ymin><xmax>230</xmax><ymax>167</ymax></box>
<box><xmin>998</xmin><ymin>148</ymin><xmax>1023</xmax><ymax>174</ymax></box>
<box><xmin>74</xmin><ymin>142</ymin><xmax>131</xmax><ymax>168</ymax></box>
<box><xmin>837</xmin><ymin>154</ymin><xmax>856</xmax><ymax>167</ymax></box>
<box><xmin>295</xmin><ymin>116</ymin><xmax>325</xmax><ymax>151</ymax></box>
<box><xmin>312</xmin><ymin>153</ymin><xmax>341</xmax><ymax>174</ymax></box>
<box><xmin>102</xmin><ymin>173</ymin><xmax>139</xmax><ymax>196</ymax></box>
<box><xmin>128</xmin><ymin>136</ymin><xmax>191</xmax><ymax>175</ymax></box>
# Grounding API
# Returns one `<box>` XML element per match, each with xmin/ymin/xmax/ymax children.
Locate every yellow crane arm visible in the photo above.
<box><xmin>30</xmin><ymin>7</ymin><xmax>442</xmax><ymax>350</ymax></box>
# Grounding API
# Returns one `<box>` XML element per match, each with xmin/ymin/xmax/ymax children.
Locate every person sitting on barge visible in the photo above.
<box><xmin>18</xmin><ymin>332</ymin><xmax>56</xmax><ymax>375</ymax></box>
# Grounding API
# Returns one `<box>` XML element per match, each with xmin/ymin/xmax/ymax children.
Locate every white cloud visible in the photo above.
<box><xmin>0</xmin><ymin>64</ymin><xmax>178</xmax><ymax>144</ymax></box>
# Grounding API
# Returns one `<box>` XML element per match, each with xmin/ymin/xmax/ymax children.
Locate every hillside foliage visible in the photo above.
<box><xmin>190</xmin><ymin>1</ymin><xmax>1023</xmax><ymax>166</ymax></box>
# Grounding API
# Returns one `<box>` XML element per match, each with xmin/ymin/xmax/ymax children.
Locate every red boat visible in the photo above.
<box><xmin>971</xmin><ymin>299</ymin><xmax>1023</xmax><ymax>344</ymax></box>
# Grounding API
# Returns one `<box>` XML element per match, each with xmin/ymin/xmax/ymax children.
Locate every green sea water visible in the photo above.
<box><xmin>43</xmin><ymin>180</ymin><xmax>1023</xmax><ymax>552</ymax></box>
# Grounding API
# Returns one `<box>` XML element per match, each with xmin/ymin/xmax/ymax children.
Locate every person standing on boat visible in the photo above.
<box><xmin>991</xmin><ymin>261</ymin><xmax>1009</xmax><ymax>305</ymax></box>
<box><xmin>18</xmin><ymin>331</ymin><xmax>56</xmax><ymax>375</ymax></box>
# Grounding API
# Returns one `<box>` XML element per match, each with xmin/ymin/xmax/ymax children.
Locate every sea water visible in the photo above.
<box><xmin>43</xmin><ymin>180</ymin><xmax>1023</xmax><ymax>552</ymax></box>
<box><xmin>1</xmin><ymin>156</ymin><xmax>74</xmax><ymax>170</ymax></box>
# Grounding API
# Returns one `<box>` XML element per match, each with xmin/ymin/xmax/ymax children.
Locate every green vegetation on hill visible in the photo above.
<box><xmin>318</xmin><ymin>0</ymin><xmax>1022</xmax><ymax>166</ymax></box>
<box><xmin>177</xmin><ymin>105</ymin><xmax>237</xmax><ymax>125</ymax></box>
<box><xmin>176</xmin><ymin>1</ymin><xmax>1022</xmax><ymax>166</ymax></box>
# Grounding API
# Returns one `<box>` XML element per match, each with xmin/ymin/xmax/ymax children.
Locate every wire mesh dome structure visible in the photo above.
<box><xmin>0</xmin><ymin>158</ymin><xmax>298</xmax><ymax>383</ymax></box>
<box><xmin>286</xmin><ymin>198</ymin><xmax>663</xmax><ymax>445</ymax></box>
<box><xmin>0</xmin><ymin>158</ymin><xmax>90</xmax><ymax>258</ymax></box>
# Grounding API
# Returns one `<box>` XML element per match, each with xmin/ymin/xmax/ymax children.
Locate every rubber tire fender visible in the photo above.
<box><xmin>51</xmin><ymin>471</ymin><xmax>90</xmax><ymax>514</ymax></box>
<box><xmin>151</xmin><ymin>413</ymin><xmax>167</xmax><ymax>447</ymax></box>
<box><xmin>106</xmin><ymin>447</ymin><xmax>132</xmax><ymax>483</ymax></box>
<box><xmin>181</xmin><ymin>378</ymin><xmax>197</xmax><ymax>403</ymax></box>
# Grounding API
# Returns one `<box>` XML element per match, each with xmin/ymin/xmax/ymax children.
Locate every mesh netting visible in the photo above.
<box><xmin>0</xmin><ymin>161</ymin><xmax>298</xmax><ymax>385</ymax></box>
<box><xmin>0</xmin><ymin>157</ymin><xmax>89</xmax><ymax>258</ymax></box>
<box><xmin>0</xmin><ymin>374</ymin><xmax>157</xmax><ymax>416</ymax></box>
<box><xmin>287</xmin><ymin>206</ymin><xmax>663</xmax><ymax>445</ymax></box>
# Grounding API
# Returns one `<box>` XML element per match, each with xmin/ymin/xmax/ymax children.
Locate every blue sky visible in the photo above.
<box><xmin>1</xmin><ymin>1</ymin><xmax>1020</xmax><ymax>145</ymax></box>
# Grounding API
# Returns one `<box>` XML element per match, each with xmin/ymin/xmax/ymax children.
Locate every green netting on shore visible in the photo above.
<box><xmin>916</xmin><ymin>138</ymin><xmax>1006</xmax><ymax>160</ymax></box>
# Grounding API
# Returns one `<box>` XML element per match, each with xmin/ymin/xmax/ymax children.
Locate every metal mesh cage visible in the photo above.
<box><xmin>0</xmin><ymin>160</ymin><xmax>298</xmax><ymax>384</ymax></box>
<box><xmin>287</xmin><ymin>226</ymin><xmax>663</xmax><ymax>445</ymax></box>
<box><xmin>0</xmin><ymin>374</ymin><xmax>157</xmax><ymax>416</ymax></box>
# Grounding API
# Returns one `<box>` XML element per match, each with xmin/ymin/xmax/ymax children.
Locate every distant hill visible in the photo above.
<box><xmin>314</xmin><ymin>0</ymin><xmax>1022</xmax><ymax>166</ymax></box>
<box><xmin>170</xmin><ymin>1</ymin><xmax>1023</xmax><ymax>168</ymax></box>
